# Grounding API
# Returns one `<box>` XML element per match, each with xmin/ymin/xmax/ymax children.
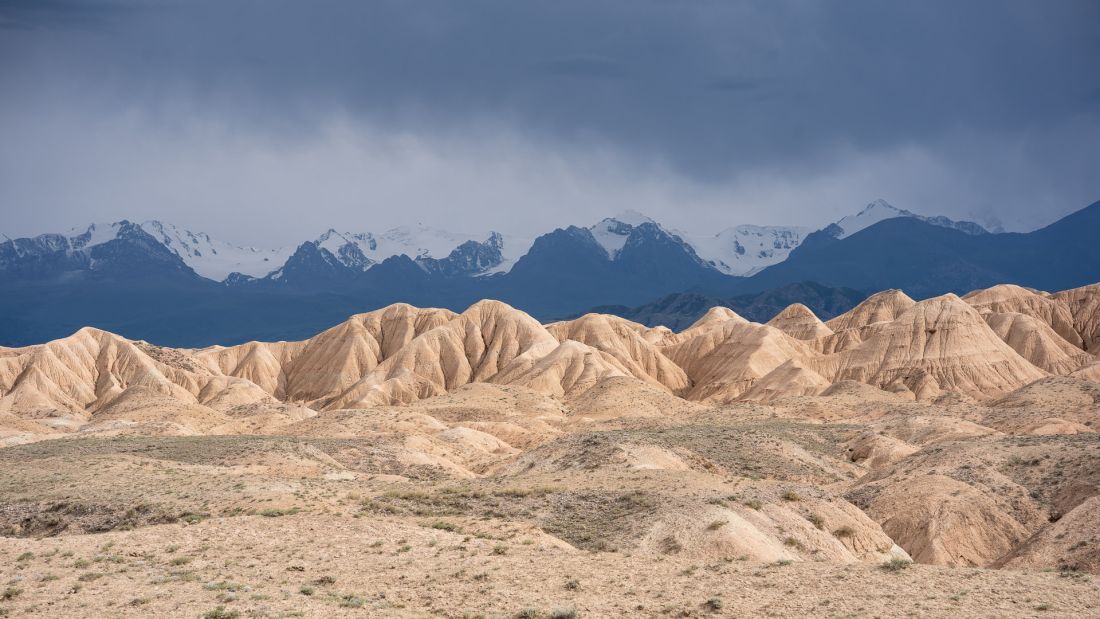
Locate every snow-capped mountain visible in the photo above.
<box><xmin>0</xmin><ymin>198</ymin><xmax>991</xmax><ymax>286</ymax></box>
<box><xmin>282</xmin><ymin>225</ymin><xmax>532</xmax><ymax>280</ymax></box>
<box><xmin>0</xmin><ymin>221</ymin><xmax>291</xmax><ymax>281</ymax></box>
<box><xmin>588</xmin><ymin>210</ymin><xmax>657</xmax><ymax>259</ymax></box>
<box><xmin>310</xmin><ymin>224</ymin><xmax>529</xmax><ymax>272</ymax></box>
<box><xmin>830</xmin><ymin>199</ymin><xmax>988</xmax><ymax>239</ymax></box>
<box><xmin>140</xmin><ymin>221</ymin><xmax>292</xmax><ymax>281</ymax></box>
<box><xmin>685</xmin><ymin>225</ymin><xmax>811</xmax><ymax>276</ymax></box>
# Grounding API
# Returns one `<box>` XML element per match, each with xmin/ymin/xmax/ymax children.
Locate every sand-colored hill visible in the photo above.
<box><xmin>821</xmin><ymin>294</ymin><xmax>1048</xmax><ymax>400</ymax></box>
<box><xmin>964</xmin><ymin>284</ymin><xmax>1084</xmax><ymax>348</ymax></box>
<box><xmin>825</xmin><ymin>289</ymin><xmax>916</xmax><ymax>333</ymax></box>
<box><xmin>546</xmin><ymin>313</ymin><xmax>689</xmax><ymax>390</ymax></box>
<box><xmin>983</xmin><ymin>311</ymin><xmax>1093</xmax><ymax>374</ymax></box>
<box><xmin>739</xmin><ymin>358</ymin><xmax>832</xmax><ymax>402</ymax></box>
<box><xmin>766</xmin><ymin>303</ymin><xmax>834</xmax><ymax>340</ymax></box>
<box><xmin>1054</xmin><ymin>281</ymin><xmax>1100</xmax><ymax>352</ymax></box>
<box><xmin>998</xmin><ymin>495</ymin><xmax>1100</xmax><ymax>573</ymax></box>
<box><xmin>663</xmin><ymin>320</ymin><xmax>819</xmax><ymax>403</ymax></box>
<box><xmin>848</xmin><ymin>433</ymin><xmax>1100</xmax><ymax>568</ymax></box>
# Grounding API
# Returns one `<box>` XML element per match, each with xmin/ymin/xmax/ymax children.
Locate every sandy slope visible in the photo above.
<box><xmin>1</xmin><ymin>281</ymin><xmax>1100</xmax><ymax>617</ymax></box>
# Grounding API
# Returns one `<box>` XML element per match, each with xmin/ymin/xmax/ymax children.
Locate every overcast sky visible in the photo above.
<box><xmin>2</xmin><ymin>0</ymin><xmax>1098</xmax><ymax>246</ymax></box>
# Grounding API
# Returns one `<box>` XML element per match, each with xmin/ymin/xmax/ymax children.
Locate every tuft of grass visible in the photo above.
<box><xmin>2</xmin><ymin>587</ymin><xmax>23</xmax><ymax>601</ymax></box>
<box><xmin>16</xmin><ymin>552</ymin><xmax>34</xmax><ymax>562</ymax></box>
<box><xmin>833</xmin><ymin>526</ymin><xmax>854</xmax><ymax>538</ymax></box>
<box><xmin>807</xmin><ymin>513</ymin><xmax>824</xmax><ymax>529</ymax></box>
<box><xmin>203</xmin><ymin>581</ymin><xmax>243</xmax><ymax>592</ymax></box>
<box><xmin>258</xmin><ymin>507</ymin><xmax>301</xmax><ymax>518</ymax></box>
<box><xmin>298</xmin><ymin>585</ymin><xmax>314</xmax><ymax>596</ymax></box>
<box><xmin>743</xmin><ymin>499</ymin><xmax>763</xmax><ymax>510</ymax></box>
<box><xmin>550</xmin><ymin>608</ymin><xmax>577</xmax><ymax>619</ymax></box>
<box><xmin>181</xmin><ymin>512</ymin><xmax>209</xmax><ymax>525</ymax></box>
<box><xmin>491</xmin><ymin>544</ymin><xmax>508</xmax><ymax>556</ymax></box>
<box><xmin>564</xmin><ymin>578</ymin><xmax>579</xmax><ymax>591</ymax></box>
<box><xmin>781</xmin><ymin>490</ymin><xmax>801</xmax><ymax>502</ymax></box>
<box><xmin>881</xmin><ymin>558</ymin><xmax>912</xmax><ymax>572</ymax></box>
<box><xmin>706</xmin><ymin>520</ymin><xmax>728</xmax><ymax>531</ymax></box>
<box><xmin>705</xmin><ymin>597</ymin><xmax>723</xmax><ymax>612</ymax></box>
<box><xmin>339</xmin><ymin>594</ymin><xmax>366</xmax><ymax>608</ymax></box>
<box><xmin>202</xmin><ymin>608</ymin><xmax>240</xmax><ymax>619</ymax></box>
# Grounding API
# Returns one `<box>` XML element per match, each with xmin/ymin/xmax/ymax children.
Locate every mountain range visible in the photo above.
<box><xmin>2</xmin><ymin>199</ymin><xmax>1098</xmax><ymax>347</ymax></box>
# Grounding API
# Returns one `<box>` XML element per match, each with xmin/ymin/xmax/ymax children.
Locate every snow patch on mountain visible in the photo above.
<box><xmin>141</xmin><ymin>221</ymin><xmax>293</xmax><ymax>281</ymax></box>
<box><xmin>685</xmin><ymin>225</ymin><xmax>811</xmax><ymax>276</ymax></box>
<box><xmin>832</xmin><ymin>199</ymin><xmax>988</xmax><ymax>239</ymax></box>
<box><xmin>589</xmin><ymin>210</ymin><xmax>657</xmax><ymax>259</ymax></box>
<box><xmin>832</xmin><ymin>199</ymin><xmax>911</xmax><ymax>239</ymax></box>
<box><xmin>480</xmin><ymin>233</ymin><xmax>536</xmax><ymax>275</ymax></box>
<box><xmin>307</xmin><ymin>225</ymin><xmax>534</xmax><ymax>277</ymax></box>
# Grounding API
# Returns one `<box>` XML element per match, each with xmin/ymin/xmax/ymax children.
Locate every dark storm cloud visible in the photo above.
<box><xmin>1</xmin><ymin>0</ymin><xmax>1098</xmax><ymax>243</ymax></box>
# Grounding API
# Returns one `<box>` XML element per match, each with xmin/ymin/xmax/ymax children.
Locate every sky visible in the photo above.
<box><xmin>1</xmin><ymin>0</ymin><xmax>1099</xmax><ymax>247</ymax></box>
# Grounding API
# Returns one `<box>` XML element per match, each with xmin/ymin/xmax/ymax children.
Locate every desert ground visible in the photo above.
<box><xmin>2</xmin><ymin>282</ymin><xmax>1100</xmax><ymax>617</ymax></box>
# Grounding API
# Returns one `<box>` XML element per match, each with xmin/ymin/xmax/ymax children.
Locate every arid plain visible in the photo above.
<box><xmin>2</xmin><ymin>282</ymin><xmax>1099</xmax><ymax>617</ymax></box>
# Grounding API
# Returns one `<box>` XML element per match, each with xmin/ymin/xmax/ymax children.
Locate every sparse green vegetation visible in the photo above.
<box><xmin>881</xmin><ymin>558</ymin><xmax>912</xmax><ymax>572</ymax></box>
<box><xmin>258</xmin><ymin>507</ymin><xmax>301</xmax><ymax>518</ymax></box>
<box><xmin>339</xmin><ymin>594</ymin><xmax>366</xmax><ymax>608</ymax></box>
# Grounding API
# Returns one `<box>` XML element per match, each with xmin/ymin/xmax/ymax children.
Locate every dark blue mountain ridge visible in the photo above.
<box><xmin>734</xmin><ymin>199</ymin><xmax>1100</xmax><ymax>297</ymax></box>
<box><xmin>0</xmin><ymin>200</ymin><xmax>1098</xmax><ymax>347</ymax></box>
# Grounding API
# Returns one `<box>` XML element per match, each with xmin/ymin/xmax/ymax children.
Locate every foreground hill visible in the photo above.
<box><xmin>0</xmin><ymin>280</ymin><xmax>1098</xmax><ymax>617</ymax></box>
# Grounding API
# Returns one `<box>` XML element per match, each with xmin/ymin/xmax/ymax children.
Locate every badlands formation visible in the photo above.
<box><xmin>1</xmin><ymin>282</ymin><xmax>1099</xmax><ymax>617</ymax></box>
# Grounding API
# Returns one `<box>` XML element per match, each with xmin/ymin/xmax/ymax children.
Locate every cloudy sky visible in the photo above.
<box><xmin>2</xmin><ymin>0</ymin><xmax>1098</xmax><ymax>246</ymax></box>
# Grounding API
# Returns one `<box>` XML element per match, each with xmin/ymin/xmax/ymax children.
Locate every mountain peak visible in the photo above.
<box><xmin>606</xmin><ymin>209</ymin><xmax>654</xmax><ymax>226</ymax></box>
<box><xmin>859</xmin><ymin>199</ymin><xmax>906</xmax><ymax>216</ymax></box>
<box><xmin>832</xmin><ymin>199</ymin><xmax>987</xmax><ymax>240</ymax></box>
<box><xmin>588</xmin><ymin>211</ymin><xmax>666</xmax><ymax>259</ymax></box>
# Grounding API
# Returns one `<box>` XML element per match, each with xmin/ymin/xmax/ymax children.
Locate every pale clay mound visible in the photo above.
<box><xmin>983</xmin><ymin>311</ymin><xmax>1093</xmax><ymax>374</ymax></box>
<box><xmin>766</xmin><ymin>303</ymin><xmax>834</xmax><ymax>340</ymax></box>
<box><xmin>1054</xmin><ymin>281</ymin><xmax>1100</xmax><ymax>352</ymax></box>
<box><xmin>825</xmin><ymin>288</ymin><xmax>916</xmax><ymax>333</ymax></box>
<box><xmin>964</xmin><ymin>283</ymin><xmax>1085</xmax><ymax>349</ymax></box>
